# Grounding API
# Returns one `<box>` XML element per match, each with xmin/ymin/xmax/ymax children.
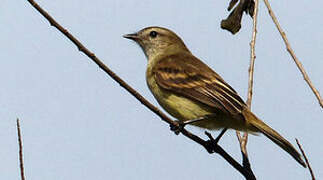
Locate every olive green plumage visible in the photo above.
<box><xmin>124</xmin><ymin>26</ymin><xmax>306</xmax><ymax>167</ymax></box>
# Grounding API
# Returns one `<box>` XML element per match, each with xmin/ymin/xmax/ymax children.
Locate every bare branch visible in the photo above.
<box><xmin>25</xmin><ymin>0</ymin><xmax>256</xmax><ymax>179</ymax></box>
<box><xmin>17</xmin><ymin>119</ymin><xmax>26</xmax><ymax>180</ymax></box>
<box><xmin>247</xmin><ymin>0</ymin><xmax>258</xmax><ymax>108</ymax></box>
<box><xmin>296</xmin><ymin>139</ymin><xmax>315</xmax><ymax>180</ymax></box>
<box><xmin>236</xmin><ymin>0</ymin><xmax>259</xmax><ymax>177</ymax></box>
<box><xmin>236</xmin><ymin>131</ymin><xmax>249</xmax><ymax>156</ymax></box>
<box><xmin>263</xmin><ymin>0</ymin><xmax>323</xmax><ymax>108</ymax></box>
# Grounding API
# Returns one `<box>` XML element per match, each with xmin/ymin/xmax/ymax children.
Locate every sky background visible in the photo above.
<box><xmin>1</xmin><ymin>0</ymin><xmax>322</xmax><ymax>179</ymax></box>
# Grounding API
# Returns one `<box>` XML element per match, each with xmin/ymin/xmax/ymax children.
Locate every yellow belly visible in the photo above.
<box><xmin>146</xmin><ymin>73</ymin><xmax>249</xmax><ymax>131</ymax></box>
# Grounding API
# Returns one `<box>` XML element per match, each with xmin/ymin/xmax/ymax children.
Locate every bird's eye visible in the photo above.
<box><xmin>149</xmin><ymin>31</ymin><xmax>158</xmax><ymax>38</ymax></box>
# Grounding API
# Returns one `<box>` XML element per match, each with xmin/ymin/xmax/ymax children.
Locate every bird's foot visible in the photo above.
<box><xmin>169</xmin><ymin>114</ymin><xmax>217</xmax><ymax>135</ymax></box>
<box><xmin>204</xmin><ymin>128</ymin><xmax>228</xmax><ymax>153</ymax></box>
<box><xmin>170</xmin><ymin>120</ymin><xmax>185</xmax><ymax>135</ymax></box>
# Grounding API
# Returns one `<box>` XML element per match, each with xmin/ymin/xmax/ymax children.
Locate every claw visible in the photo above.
<box><xmin>204</xmin><ymin>139</ymin><xmax>215</xmax><ymax>153</ymax></box>
<box><xmin>170</xmin><ymin>120</ymin><xmax>185</xmax><ymax>135</ymax></box>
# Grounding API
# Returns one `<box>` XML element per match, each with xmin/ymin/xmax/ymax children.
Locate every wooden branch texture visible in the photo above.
<box><xmin>263</xmin><ymin>0</ymin><xmax>323</xmax><ymax>108</ymax></box>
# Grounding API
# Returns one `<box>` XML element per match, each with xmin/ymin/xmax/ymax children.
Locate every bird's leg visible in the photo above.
<box><xmin>183</xmin><ymin>113</ymin><xmax>217</xmax><ymax>126</ymax></box>
<box><xmin>170</xmin><ymin>114</ymin><xmax>217</xmax><ymax>135</ymax></box>
<box><xmin>204</xmin><ymin>128</ymin><xmax>228</xmax><ymax>153</ymax></box>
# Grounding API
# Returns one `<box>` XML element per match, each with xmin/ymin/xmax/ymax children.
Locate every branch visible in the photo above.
<box><xmin>263</xmin><ymin>0</ymin><xmax>323</xmax><ymax>108</ymax></box>
<box><xmin>17</xmin><ymin>119</ymin><xmax>26</xmax><ymax>180</ymax></box>
<box><xmin>246</xmin><ymin>0</ymin><xmax>258</xmax><ymax>109</ymax></box>
<box><xmin>26</xmin><ymin>0</ymin><xmax>256</xmax><ymax>179</ymax></box>
<box><xmin>235</xmin><ymin>0</ymin><xmax>259</xmax><ymax>177</ymax></box>
<box><xmin>205</xmin><ymin>131</ymin><xmax>256</xmax><ymax>180</ymax></box>
<box><xmin>296</xmin><ymin>139</ymin><xmax>315</xmax><ymax>180</ymax></box>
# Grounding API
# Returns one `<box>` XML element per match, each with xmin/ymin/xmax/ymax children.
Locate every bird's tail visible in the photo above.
<box><xmin>242</xmin><ymin>108</ymin><xmax>306</xmax><ymax>167</ymax></box>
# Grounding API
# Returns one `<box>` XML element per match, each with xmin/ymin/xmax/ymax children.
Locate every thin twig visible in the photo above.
<box><xmin>247</xmin><ymin>0</ymin><xmax>258</xmax><ymax>108</ymax></box>
<box><xmin>17</xmin><ymin>119</ymin><xmax>26</xmax><ymax>180</ymax></box>
<box><xmin>236</xmin><ymin>0</ymin><xmax>259</xmax><ymax>178</ymax></box>
<box><xmin>236</xmin><ymin>131</ymin><xmax>249</xmax><ymax>157</ymax></box>
<box><xmin>296</xmin><ymin>139</ymin><xmax>315</xmax><ymax>180</ymax></box>
<box><xmin>25</xmin><ymin>0</ymin><xmax>255</xmax><ymax>179</ymax></box>
<box><xmin>263</xmin><ymin>0</ymin><xmax>323</xmax><ymax>108</ymax></box>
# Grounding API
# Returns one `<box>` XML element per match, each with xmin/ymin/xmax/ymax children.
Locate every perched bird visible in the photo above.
<box><xmin>123</xmin><ymin>26</ymin><xmax>306</xmax><ymax>167</ymax></box>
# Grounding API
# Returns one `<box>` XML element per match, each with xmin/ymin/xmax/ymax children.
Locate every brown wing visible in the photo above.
<box><xmin>153</xmin><ymin>52</ymin><xmax>246</xmax><ymax>118</ymax></box>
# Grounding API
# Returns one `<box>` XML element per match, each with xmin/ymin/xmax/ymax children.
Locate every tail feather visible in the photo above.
<box><xmin>242</xmin><ymin>109</ymin><xmax>306</xmax><ymax>167</ymax></box>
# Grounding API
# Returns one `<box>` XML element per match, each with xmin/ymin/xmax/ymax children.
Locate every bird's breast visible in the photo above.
<box><xmin>145</xmin><ymin>60</ymin><xmax>251</xmax><ymax>131</ymax></box>
<box><xmin>146</xmin><ymin>68</ymin><xmax>214</xmax><ymax>122</ymax></box>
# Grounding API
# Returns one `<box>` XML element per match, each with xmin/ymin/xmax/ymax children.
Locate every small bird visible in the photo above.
<box><xmin>123</xmin><ymin>26</ymin><xmax>306</xmax><ymax>167</ymax></box>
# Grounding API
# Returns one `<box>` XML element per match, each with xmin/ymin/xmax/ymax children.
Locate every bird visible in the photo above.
<box><xmin>123</xmin><ymin>26</ymin><xmax>306</xmax><ymax>167</ymax></box>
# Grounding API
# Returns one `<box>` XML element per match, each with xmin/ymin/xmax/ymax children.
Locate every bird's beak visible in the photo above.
<box><xmin>123</xmin><ymin>33</ymin><xmax>140</xmax><ymax>41</ymax></box>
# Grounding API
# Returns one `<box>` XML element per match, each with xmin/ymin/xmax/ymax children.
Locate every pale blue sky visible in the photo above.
<box><xmin>1</xmin><ymin>0</ymin><xmax>322</xmax><ymax>179</ymax></box>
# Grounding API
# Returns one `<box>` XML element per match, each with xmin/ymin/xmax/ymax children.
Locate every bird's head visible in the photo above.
<box><xmin>123</xmin><ymin>26</ymin><xmax>189</xmax><ymax>59</ymax></box>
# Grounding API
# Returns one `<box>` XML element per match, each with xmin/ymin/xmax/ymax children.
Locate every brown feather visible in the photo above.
<box><xmin>153</xmin><ymin>52</ymin><xmax>246</xmax><ymax>120</ymax></box>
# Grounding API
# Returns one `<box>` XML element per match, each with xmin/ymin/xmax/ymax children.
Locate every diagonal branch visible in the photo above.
<box><xmin>263</xmin><ymin>0</ymin><xmax>323</xmax><ymax>108</ymax></box>
<box><xmin>263</xmin><ymin>2</ymin><xmax>316</xmax><ymax>179</ymax></box>
<box><xmin>236</xmin><ymin>0</ymin><xmax>259</xmax><ymax>177</ymax></box>
<box><xmin>25</xmin><ymin>0</ymin><xmax>256</xmax><ymax>179</ymax></box>
<box><xmin>17</xmin><ymin>119</ymin><xmax>26</xmax><ymax>180</ymax></box>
